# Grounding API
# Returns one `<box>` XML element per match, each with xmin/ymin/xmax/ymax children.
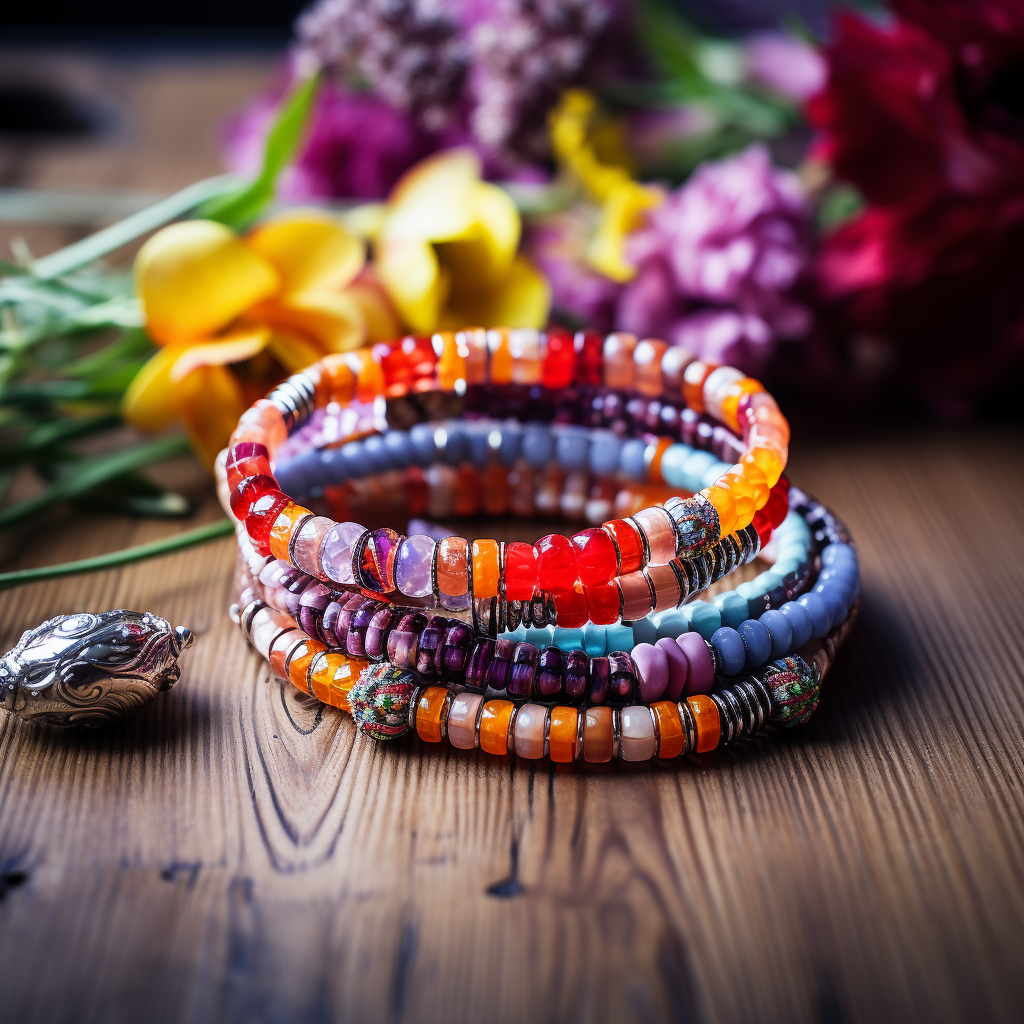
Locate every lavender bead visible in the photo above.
<box><xmin>535</xmin><ymin>647</ymin><xmax>564</xmax><ymax>698</ymax></box>
<box><xmin>320</xmin><ymin>521</ymin><xmax>366</xmax><ymax>585</ymax></box>
<box><xmin>395</xmin><ymin>534</ymin><xmax>436</xmax><ymax>598</ymax></box>
<box><xmin>365</xmin><ymin>606</ymin><xmax>399</xmax><ymax>661</ymax></box>
<box><xmin>298</xmin><ymin>582</ymin><xmax>331</xmax><ymax>643</ymax></box>
<box><xmin>509</xmin><ymin>643</ymin><xmax>539</xmax><ymax>698</ymax></box>
<box><xmin>387</xmin><ymin>611</ymin><xmax>427</xmax><ymax>668</ymax></box>
<box><xmin>589</xmin><ymin>656</ymin><xmax>610</xmax><ymax>704</ymax></box>
<box><xmin>485</xmin><ymin>638</ymin><xmax>515</xmax><ymax>691</ymax></box>
<box><xmin>564</xmin><ymin>649</ymin><xmax>590</xmax><ymax>700</ymax></box>
<box><xmin>335</xmin><ymin>593</ymin><xmax>367</xmax><ymax>648</ymax></box>
<box><xmin>346</xmin><ymin>601</ymin><xmax>381</xmax><ymax>659</ymax></box>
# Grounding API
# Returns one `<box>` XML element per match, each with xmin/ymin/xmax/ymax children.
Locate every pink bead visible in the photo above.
<box><xmin>632</xmin><ymin>507</ymin><xmax>677</xmax><ymax>565</ymax></box>
<box><xmin>676</xmin><ymin>632</ymin><xmax>715</xmax><ymax>695</ymax></box>
<box><xmin>620</xmin><ymin>706</ymin><xmax>657</xmax><ymax>761</ymax></box>
<box><xmin>632</xmin><ymin>643</ymin><xmax>669</xmax><ymax>702</ymax></box>
<box><xmin>292</xmin><ymin>516</ymin><xmax>334</xmax><ymax>577</ymax></box>
<box><xmin>645</xmin><ymin>563</ymin><xmax>683</xmax><ymax>612</ymax></box>
<box><xmin>513</xmin><ymin>703</ymin><xmax>547</xmax><ymax>759</ymax></box>
<box><xmin>448</xmin><ymin>693</ymin><xmax>484</xmax><ymax>750</ymax></box>
<box><xmin>617</xmin><ymin>572</ymin><xmax>654</xmax><ymax>621</ymax></box>
<box><xmin>656</xmin><ymin>637</ymin><xmax>689</xmax><ymax>701</ymax></box>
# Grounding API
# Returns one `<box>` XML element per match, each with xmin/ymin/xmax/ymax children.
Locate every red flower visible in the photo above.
<box><xmin>809</xmin><ymin>1</ymin><xmax>1024</xmax><ymax>412</ymax></box>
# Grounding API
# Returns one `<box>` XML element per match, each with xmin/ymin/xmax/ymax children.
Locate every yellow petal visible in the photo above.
<box><xmin>266</xmin><ymin>329</ymin><xmax>327</xmax><ymax>373</ymax></box>
<box><xmin>170</xmin><ymin>328</ymin><xmax>270</xmax><ymax>382</ymax></box>
<box><xmin>122</xmin><ymin>341</ymin><xmax>194</xmax><ymax>431</ymax></box>
<box><xmin>341</xmin><ymin>272</ymin><xmax>403</xmax><ymax>342</ymax></box>
<box><xmin>246</xmin><ymin>210</ymin><xmax>365</xmax><ymax>295</ymax></box>
<box><xmin>443</xmin><ymin>256</ymin><xmax>550</xmax><ymax>330</ymax></box>
<box><xmin>341</xmin><ymin>202</ymin><xmax>386</xmax><ymax>241</ymax></box>
<box><xmin>382</xmin><ymin>148</ymin><xmax>481</xmax><ymax>243</ymax></box>
<box><xmin>437</xmin><ymin>181</ymin><xmax>521</xmax><ymax>295</ymax></box>
<box><xmin>176</xmin><ymin>364</ymin><xmax>248</xmax><ymax>469</ymax></box>
<box><xmin>134</xmin><ymin>220</ymin><xmax>279</xmax><ymax>345</ymax></box>
<box><xmin>588</xmin><ymin>183</ymin><xmax>664</xmax><ymax>282</ymax></box>
<box><xmin>376</xmin><ymin>237</ymin><xmax>451</xmax><ymax>334</ymax></box>
<box><xmin>253</xmin><ymin>292</ymin><xmax>367</xmax><ymax>353</ymax></box>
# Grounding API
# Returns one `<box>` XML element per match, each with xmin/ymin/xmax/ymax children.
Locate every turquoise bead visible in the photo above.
<box><xmin>660</xmin><ymin>444</ymin><xmax>694</xmax><ymax>488</ymax></box>
<box><xmin>631</xmin><ymin>616</ymin><xmax>658</xmax><ymax>646</ymax></box>
<box><xmin>679</xmin><ymin>450</ymin><xmax>717</xmax><ymax>493</ymax></box>
<box><xmin>604</xmin><ymin>623</ymin><xmax>634</xmax><ymax>652</ymax></box>
<box><xmin>552</xmin><ymin>627</ymin><xmax>584</xmax><ymax>651</ymax></box>
<box><xmin>688</xmin><ymin>601</ymin><xmax>722</xmax><ymax>640</ymax></box>
<box><xmin>583</xmin><ymin>623</ymin><xmax>607</xmax><ymax>656</ymax></box>
<box><xmin>715</xmin><ymin>591</ymin><xmax>749</xmax><ymax>629</ymax></box>
<box><xmin>655</xmin><ymin>609</ymin><xmax>688</xmax><ymax>639</ymax></box>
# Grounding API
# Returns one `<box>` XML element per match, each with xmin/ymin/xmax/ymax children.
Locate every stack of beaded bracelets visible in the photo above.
<box><xmin>219</xmin><ymin>328</ymin><xmax>858</xmax><ymax>763</ymax></box>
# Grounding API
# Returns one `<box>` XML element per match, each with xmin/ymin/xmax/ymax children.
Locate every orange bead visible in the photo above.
<box><xmin>742</xmin><ymin>447</ymin><xmax>784</xmax><ymax>488</ymax></box>
<box><xmin>269</xmin><ymin>503</ymin><xmax>313</xmax><ymax>561</ymax></box>
<box><xmin>687</xmin><ymin>694</ymin><xmax>721</xmax><ymax>752</ymax></box>
<box><xmin>603</xmin><ymin>332</ymin><xmax>637</xmax><ymax>389</ymax></box>
<box><xmin>633</xmin><ymin>337</ymin><xmax>669</xmax><ymax>397</ymax></box>
<box><xmin>479</xmin><ymin>699</ymin><xmax>515</xmax><ymax>755</ymax></box>
<box><xmin>487</xmin><ymin>327</ymin><xmax>513</xmax><ymax>384</ymax></box>
<box><xmin>739</xmin><ymin>461</ymin><xmax>770</xmax><ymax>509</ymax></box>
<box><xmin>652</xmin><ymin>701</ymin><xmax>685</xmax><ymax>758</ymax></box>
<box><xmin>482</xmin><ymin>464</ymin><xmax>511</xmax><ymax>516</ymax></box>
<box><xmin>309</xmin><ymin>650</ymin><xmax>341</xmax><ymax>703</ymax></box>
<box><xmin>287</xmin><ymin>638</ymin><xmax>327</xmax><ymax>691</ymax></box>
<box><xmin>269</xmin><ymin>629</ymin><xmax>302</xmax><ymax>680</ymax></box>
<box><xmin>471</xmin><ymin>539</ymin><xmax>500</xmax><ymax>599</ymax></box>
<box><xmin>321</xmin><ymin>353</ymin><xmax>356</xmax><ymax>403</ymax></box>
<box><xmin>416</xmin><ymin>686</ymin><xmax>449</xmax><ymax>743</ymax></box>
<box><xmin>329</xmin><ymin>656</ymin><xmax>362</xmax><ymax>709</ymax></box>
<box><xmin>702</xmin><ymin>485</ymin><xmax>737</xmax><ymax>537</ymax></box>
<box><xmin>453</xmin><ymin>465</ymin><xmax>481</xmax><ymax>517</ymax></box>
<box><xmin>647</xmin><ymin>437</ymin><xmax>674</xmax><ymax>486</ymax></box>
<box><xmin>345</xmin><ymin>349</ymin><xmax>385</xmax><ymax>402</ymax></box>
<box><xmin>583</xmin><ymin>706</ymin><xmax>614</xmax><ymax>762</ymax></box>
<box><xmin>548</xmin><ymin>706</ymin><xmax>579</xmax><ymax>763</ymax></box>
<box><xmin>460</xmin><ymin>327</ymin><xmax>489</xmax><ymax>384</ymax></box>
<box><xmin>719</xmin><ymin>378</ymin><xmax>765</xmax><ymax>433</ymax></box>
<box><xmin>434</xmin><ymin>331</ymin><xmax>464</xmax><ymax>391</ymax></box>
<box><xmin>435</xmin><ymin>536</ymin><xmax>469</xmax><ymax>599</ymax></box>
<box><xmin>682</xmin><ymin>360</ymin><xmax>718</xmax><ymax>413</ymax></box>
<box><xmin>720</xmin><ymin>469</ymin><xmax>755</xmax><ymax>528</ymax></box>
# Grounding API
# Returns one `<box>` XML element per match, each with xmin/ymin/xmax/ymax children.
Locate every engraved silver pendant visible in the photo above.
<box><xmin>0</xmin><ymin>610</ymin><xmax>194</xmax><ymax>728</ymax></box>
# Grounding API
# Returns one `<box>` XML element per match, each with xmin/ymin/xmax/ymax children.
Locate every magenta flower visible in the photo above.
<box><xmin>744</xmin><ymin>33</ymin><xmax>827</xmax><ymax>103</ymax></box>
<box><xmin>618</xmin><ymin>144</ymin><xmax>813</xmax><ymax>369</ymax></box>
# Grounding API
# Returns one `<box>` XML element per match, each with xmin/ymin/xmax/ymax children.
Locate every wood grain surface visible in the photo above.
<box><xmin>2</xmin><ymin>51</ymin><xmax>1023</xmax><ymax>1024</ymax></box>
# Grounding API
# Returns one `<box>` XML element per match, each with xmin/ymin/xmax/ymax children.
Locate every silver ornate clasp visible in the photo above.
<box><xmin>0</xmin><ymin>610</ymin><xmax>194</xmax><ymax>727</ymax></box>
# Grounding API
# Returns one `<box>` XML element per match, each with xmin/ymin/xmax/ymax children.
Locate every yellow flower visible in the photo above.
<box><xmin>373</xmin><ymin>148</ymin><xmax>551</xmax><ymax>333</ymax></box>
<box><xmin>123</xmin><ymin>210</ymin><xmax>399</xmax><ymax>465</ymax></box>
<box><xmin>549</xmin><ymin>89</ymin><xmax>663</xmax><ymax>283</ymax></box>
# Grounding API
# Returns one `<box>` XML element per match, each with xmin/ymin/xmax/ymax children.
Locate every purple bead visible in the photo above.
<box><xmin>320</xmin><ymin>521</ymin><xmax>365</xmax><ymax>585</ymax></box>
<box><xmin>509</xmin><ymin>643</ymin><xmax>539</xmax><ymax>698</ymax></box>
<box><xmin>298</xmin><ymin>582</ymin><xmax>331</xmax><ymax>642</ymax></box>
<box><xmin>365</xmin><ymin>606</ymin><xmax>398</xmax><ymax>661</ymax></box>
<box><xmin>387</xmin><ymin>611</ymin><xmax>427</xmax><ymax>668</ymax></box>
<box><xmin>354</xmin><ymin>528</ymin><xmax>400</xmax><ymax>593</ymax></box>
<box><xmin>438</xmin><ymin>623</ymin><xmax>473</xmax><ymax>681</ymax></box>
<box><xmin>485</xmin><ymin>638</ymin><xmax>515</xmax><ymax>691</ymax></box>
<box><xmin>607</xmin><ymin>651</ymin><xmax>637</xmax><ymax>702</ymax></box>
<box><xmin>465</xmin><ymin>639</ymin><xmax>494</xmax><ymax>690</ymax></box>
<box><xmin>321</xmin><ymin>600</ymin><xmax>343</xmax><ymax>647</ymax></box>
<box><xmin>535</xmin><ymin>647</ymin><xmax>564</xmax><ymax>698</ymax></box>
<box><xmin>346</xmin><ymin>600</ymin><xmax>381</xmax><ymax>659</ymax></box>
<box><xmin>564</xmin><ymin>649</ymin><xmax>589</xmax><ymax>700</ymax></box>
<box><xmin>416</xmin><ymin>615</ymin><xmax>447</xmax><ymax>679</ymax></box>
<box><xmin>632</xmin><ymin>642</ymin><xmax>669</xmax><ymax>703</ymax></box>
<box><xmin>395</xmin><ymin>534</ymin><xmax>435</xmax><ymax>598</ymax></box>
<box><xmin>588</xmin><ymin>657</ymin><xmax>610</xmax><ymax>704</ymax></box>
<box><xmin>335</xmin><ymin>593</ymin><xmax>367</xmax><ymax>648</ymax></box>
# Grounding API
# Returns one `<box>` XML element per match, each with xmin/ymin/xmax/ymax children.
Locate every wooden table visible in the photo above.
<box><xmin>2</xmin><ymin>51</ymin><xmax>1023</xmax><ymax>1024</ymax></box>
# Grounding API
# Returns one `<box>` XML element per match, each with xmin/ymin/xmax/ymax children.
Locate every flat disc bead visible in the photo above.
<box><xmin>471</xmin><ymin>539</ymin><xmax>500</xmax><ymax>598</ymax></box>
<box><xmin>513</xmin><ymin>703</ymin><xmax>547</xmax><ymax>759</ymax></box>
<box><xmin>504</xmin><ymin>542</ymin><xmax>538</xmax><ymax>601</ymax></box>
<box><xmin>603</xmin><ymin>519</ymin><xmax>644</xmax><ymax>573</ymax></box>
<box><xmin>676</xmin><ymin>631</ymin><xmax>715</xmax><ymax>695</ymax></box>
<box><xmin>632</xmin><ymin>507</ymin><xmax>677</xmax><ymax>565</ymax></box>
<box><xmin>632</xmin><ymin>643</ymin><xmax>669</xmax><ymax>702</ymax></box>
<box><xmin>534</xmin><ymin>534</ymin><xmax>578</xmax><ymax>593</ymax></box>
<box><xmin>320</xmin><ymin>522</ymin><xmax>366</xmax><ymax>585</ymax></box>
<box><xmin>436</xmin><ymin>536</ymin><xmax>470</xmax><ymax>610</ymax></box>
<box><xmin>620</xmin><ymin>706</ymin><xmax>657</xmax><ymax>761</ymax></box>
<box><xmin>395</xmin><ymin>534</ymin><xmax>435</xmax><ymax>598</ymax></box>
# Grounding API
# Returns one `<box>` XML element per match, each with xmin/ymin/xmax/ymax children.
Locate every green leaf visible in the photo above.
<box><xmin>0</xmin><ymin>434</ymin><xmax>190</xmax><ymax>527</ymax></box>
<box><xmin>200</xmin><ymin>73</ymin><xmax>320</xmax><ymax>230</ymax></box>
<box><xmin>64</xmin><ymin>328</ymin><xmax>154</xmax><ymax>379</ymax></box>
<box><xmin>0</xmin><ymin>412</ymin><xmax>121</xmax><ymax>467</ymax></box>
<box><xmin>29</xmin><ymin>175</ymin><xmax>241</xmax><ymax>281</ymax></box>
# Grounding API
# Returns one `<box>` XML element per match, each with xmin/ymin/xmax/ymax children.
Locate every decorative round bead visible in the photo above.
<box><xmin>348</xmin><ymin>664</ymin><xmax>414</xmax><ymax>740</ymax></box>
<box><xmin>548</xmin><ymin>706</ymin><xmax>579</xmax><ymax>762</ymax></box>
<box><xmin>583</xmin><ymin>706</ymin><xmax>614</xmax><ymax>762</ymax></box>
<box><xmin>652</xmin><ymin>700</ymin><xmax>686</xmax><ymax>758</ymax></box>
<box><xmin>448</xmin><ymin>692</ymin><xmax>484</xmax><ymax>749</ymax></box>
<box><xmin>513</xmin><ymin>703</ymin><xmax>547</xmax><ymax>758</ymax></box>
<box><xmin>479</xmin><ymin>699</ymin><xmax>515</xmax><ymax>755</ymax></box>
<box><xmin>687</xmin><ymin>694</ymin><xmax>721</xmax><ymax>752</ymax></box>
<box><xmin>764</xmin><ymin>655</ymin><xmax>821</xmax><ymax>726</ymax></box>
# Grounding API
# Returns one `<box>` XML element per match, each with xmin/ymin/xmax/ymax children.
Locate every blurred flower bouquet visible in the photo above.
<box><xmin>4</xmin><ymin>0</ymin><xmax>1024</xmax><ymax>581</ymax></box>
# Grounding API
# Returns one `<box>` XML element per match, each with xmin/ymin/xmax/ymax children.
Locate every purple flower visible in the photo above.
<box><xmin>744</xmin><ymin>32</ymin><xmax>827</xmax><ymax>102</ymax></box>
<box><xmin>618</xmin><ymin>144</ymin><xmax>813</xmax><ymax>368</ymax></box>
<box><xmin>224</xmin><ymin>82</ymin><xmax>438</xmax><ymax>200</ymax></box>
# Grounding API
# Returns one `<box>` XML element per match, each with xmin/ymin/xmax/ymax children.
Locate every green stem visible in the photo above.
<box><xmin>0</xmin><ymin>518</ymin><xmax>234</xmax><ymax>591</ymax></box>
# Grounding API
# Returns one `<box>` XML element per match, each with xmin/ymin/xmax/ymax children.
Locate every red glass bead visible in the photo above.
<box><xmin>571</xmin><ymin>528</ymin><xmax>618</xmax><ymax>587</ymax></box>
<box><xmin>553</xmin><ymin>587</ymin><xmax>588</xmax><ymax>628</ymax></box>
<box><xmin>753</xmin><ymin>510</ymin><xmax>774</xmax><ymax>548</ymax></box>
<box><xmin>534</xmin><ymin>534</ymin><xmax>578</xmax><ymax>593</ymax></box>
<box><xmin>584</xmin><ymin>583</ymin><xmax>621</xmax><ymax>625</ymax></box>
<box><xmin>226</xmin><ymin>443</ymin><xmax>271</xmax><ymax>490</ymax></box>
<box><xmin>504</xmin><ymin>541</ymin><xmax>538</xmax><ymax>601</ymax></box>
<box><xmin>573</xmin><ymin>329</ymin><xmax>603</xmax><ymax>386</ymax></box>
<box><xmin>245</xmin><ymin>491</ymin><xmax>290</xmax><ymax>556</ymax></box>
<box><xmin>763</xmin><ymin>482</ymin><xmax>790</xmax><ymax>529</ymax></box>
<box><xmin>230</xmin><ymin>474</ymin><xmax>279</xmax><ymax>520</ymax></box>
<box><xmin>602</xmin><ymin>519</ymin><xmax>644</xmax><ymax>574</ymax></box>
<box><xmin>542</xmin><ymin>328</ymin><xmax>576</xmax><ymax>389</ymax></box>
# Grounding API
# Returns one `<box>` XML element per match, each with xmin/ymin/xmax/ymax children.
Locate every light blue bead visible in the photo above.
<box><xmin>773</xmin><ymin>557</ymin><xmax>803</xmax><ymax>578</ymax></box>
<box><xmin>552</xmin><ymin>627</ymin><xmax>584</xmax><ymax>651</ymax></box>
<box><xmin>798</xmin><ymin>592</ymin><xmax>832</xmax><ymax>639</ymax></box>
<box><xmin>631</xmin><ymin>617</ymin><xmax>658</xmax><ymax>646</ymax></box>
<box><xmin>498</xmin><ymin>422</ymin><xmax>522</xmax><ymax>465</ymax></box>
<box><xmin>466</xmin><ymin>427</ymin><xmax>490</xmax><ymax>466</ymax></box>
<box><xmin>711</xmin><ymin>626</ymin><xmax>745</xmax><ymax>676</ymax></box>
<box><xmin>688</xmin><ymin>602</ymin><xmax>722</xmax><ymax>641</ymax></box>
<box><xmin>620</xmin><ymin>439</ymin><xmax>648</xmax><ymax>482</ymax></box>
<box><xmin>660</xmin><ymin>444</ymin><xmax>693</xmax><ymax>488</ymax></box>
<box><xmin>583</xmin><ymin>623</ymin><xmax>607</xmax><ymax>656</ymax></box>
<box><xmin>679</xmin><ymin>450</ymin><xmax>717</xmax><ymax>493</ymax></box>
<box><xmin>754</xmin><ymin>571</ymin><xmax>784</xmax><ymax>594</ymax></box>
<box><xmin>383</xmin><ymin>431</ymin><xmax>413</xmax><ymax>468</ymax></box>
<box><xmin>815</xmin><ymin>583</ymin><xmax>847</xmax><ymax>625</ymax></box>
<box><xmin>735</xmin><ymin>581</ymin><xmax>766</xmax><ymax>618</ymax></box>
<box><xmin>817</xmin><ymin>567</ymin><xmax>856</xmax><ymax>603</ymax></box>
<box><xmin>588</xmin><ymin>431</ymin><xmax>624</xmax><ymax>476</ymax></box>
<box><xmin>656</xmin><ymin>609</ymin><xmax>688</xmax><ymax>640</ymax></box>
<box><xmin>759</xmin><ymin>608</ymin><xmax>793</xmax><ymax>657</ymax></box>
<box><xmin>409</xmin><ymin>423</ymin><xmax>439</xmax><ymax>465</ymax></box>
<box><xmin>821</xmin><ymin>543</ymin><xmax>857</xmax><ymax>568</ymax></box>
<box><xmin>777</xmin><ymin>542</ymin><xmax>809</xmax><ymax>562</ymax></box>
<box><xmin>604</xmin><ymin>624</ymin><xmax>634</xmax><ymax>652</ymax></box>
<box><xmin>502</xmin><ymin>625</ymin><xmax>528</xmax><ymax>644</ymax></box>
<box><xmin>525</xmin><ymin>626</ymin><xmax>555</xmax><ymax>647</ymax></box>
<box><xmin>715</xmin><ymin>591</ymin><xmax>749</xmax><ymax>629</ymax></box>
<box><xmin>738</xmin><ymin>619</ymin><xmax>772</xmax><ymax>669</ymax></box>
<box><xmin>780</xmin><ymin>601</ymin><xmax>813</xmax><ymax>648</ymax></box>
<box><xmin>555</xmin><ymin>427</ymin><xmax>591</xmax><ymax>471</ymax></box>
<box><xmin>522</xmin><ymin>425</ymin><xmax>554</xmax><ymax>467</ymax></box>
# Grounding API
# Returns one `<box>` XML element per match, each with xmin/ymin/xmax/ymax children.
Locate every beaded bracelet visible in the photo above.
<box><xmin>221</xmin><ymin>330</ymin><xmax>791</xmax><ymax>624</ymax></box>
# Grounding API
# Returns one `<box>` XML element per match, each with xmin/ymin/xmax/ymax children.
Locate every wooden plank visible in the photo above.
<box><xmin>1</xmin><ymin>53</ymin><xmax>1023</xmax><ymax>1024</ymax></box>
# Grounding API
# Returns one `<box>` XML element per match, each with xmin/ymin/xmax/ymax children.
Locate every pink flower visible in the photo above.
<box><xmin>618</xmin><ymin>144</ymin><xmax>813</xmax><ymax>369</ymax></box>
<box><xmin>744</xmin><ymin>33</ymin><xmax>827</xmax><ymax>102</ymax></box>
